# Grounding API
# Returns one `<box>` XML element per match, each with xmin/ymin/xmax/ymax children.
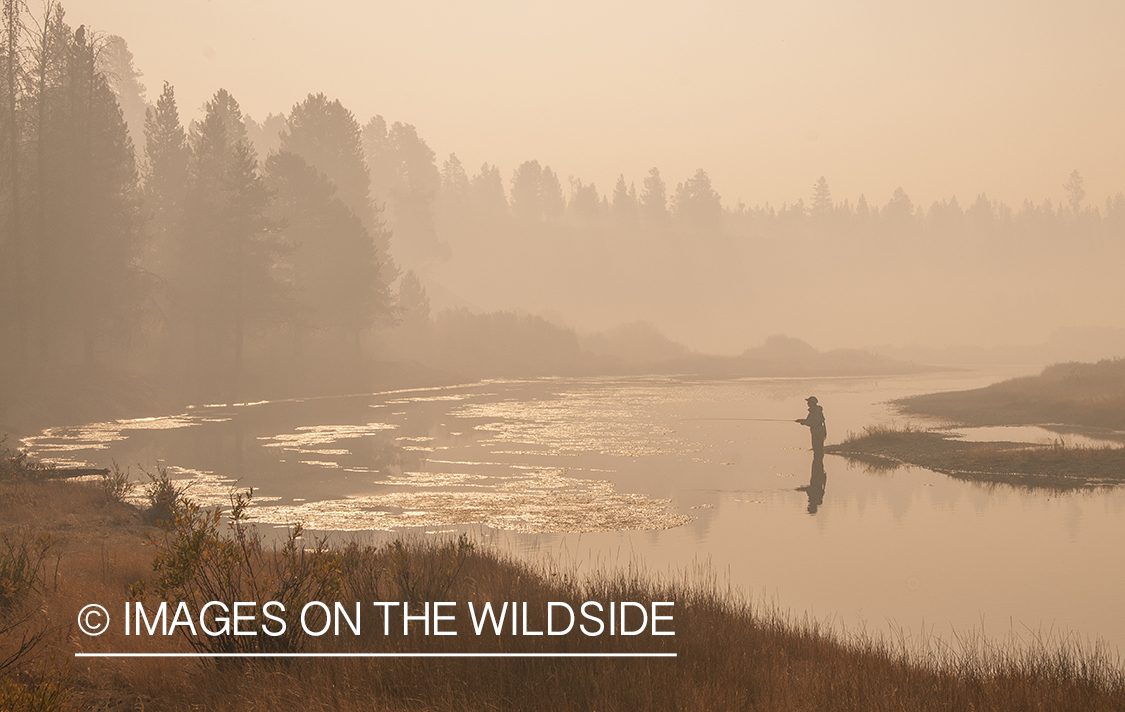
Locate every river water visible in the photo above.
<box><xmin>24</xmin><ymin>366</ymin><xmax>1125</xmax><ymax>656</ymax></box>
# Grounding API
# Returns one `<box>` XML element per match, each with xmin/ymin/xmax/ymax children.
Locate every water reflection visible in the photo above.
<box><xmin>796</xmin><ymin>452</ymin><xmax>827</xmax><ymax>514</ymax></box>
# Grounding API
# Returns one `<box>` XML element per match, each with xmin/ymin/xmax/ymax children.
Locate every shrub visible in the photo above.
<box><xmin>140</xmin><ymin>464</ymin><xmax>190</xmax><ymax>526</ymax></box>
<box><xmin>0</xmin><ymin>438</ymin><xmax>55</xmax><ymax>483</ymax></box>
<box><xmin>99</xmin><ymin>461</ymin><xmax>134</xmax><ymax>504</ymax></box>
<box><xmin>0</xmin><ymin>530</ymin><xmax>58</xmax><ymax>678</ymax></box>
<box><xmin>0</xmin><ymin>530</ymin><xmax>56</xmax><ymax>617</ymax></box>
<box><xmin>131</xmin><ymin>489</ymin><xmax>347</xmax><ymax>655</ymax></box>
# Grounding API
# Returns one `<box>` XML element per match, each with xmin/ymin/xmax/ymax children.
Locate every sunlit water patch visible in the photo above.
<box><xmin>452</xmin><ymin>382</ymin><xmax>696</xmax><ymax>457</ymax></box>
<box><xmin>247</xmin><ymin>467</ymin><xmax>689</xmax><ymax>533</ymax></box>
<box><xmin>23</xmin><ymin>413</ymin><xmax>202</xmax><ymax>466</ymax></box>
<box><xmin>257</xmin><ymin>422</ymin><xmax>398</xmax><ymax>453</ymax></box>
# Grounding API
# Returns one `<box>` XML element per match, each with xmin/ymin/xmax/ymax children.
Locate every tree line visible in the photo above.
<box><xmin>1</xmin><ymin>3</ymin><xmax>398</xmax><ymax>404</ymax></box>
<box><xmin>3</xmin><ymin>1</ymin><xmax>1123</xmax><ymax>416</ymax></box>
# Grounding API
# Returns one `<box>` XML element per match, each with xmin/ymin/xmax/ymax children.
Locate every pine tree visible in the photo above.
<box><xmin>568</xmin><ymin>177</ymin><xmax>600</xmax><ymax>223</ymax></box>
<box><xmin>510</xmin><ymin>160</ymin><xmax>543</xmax><ymax>222</ymax></box>
<box><xmin>142</xmin><ymin>80</ymin><xmax>187</xmax><ymax>278</ymax></box>
<box><xmin>437</xmin><ymin>152</ymin><xmax>470</xmax><ymax>238</ymax></box>
<box><xmin>97</xmin><ymin>34</ymin><xmax>146</xmax><ymax>166</ymax></box>
<box><xmin>1063</xmin><ymin>169</ymin><xmax>1085</xmax><ymax>219</ymax></box>
<box><xmin>281</xmin><ymin>93</ymin><xmax>372</xmax><ymax>230</ymax></box>
<box><xmin>539</xmin><ymin>165</ymin><xmax>564</xmax><ymax>222</ymax></box>
<box><xmin>439</xmin><ymin>152</ymin><xmax>469</xmax><ymax>215</ymax></box>
<box><xmin>380</xmin><ymin>121</ymin><xmax>441</xmax><ymax>264</ymax></box>
<box><xmin>265</xmin><ymin>150</ymin><xmax>390</xmax><ymax>349</ymax></box>
<box><xmin>672</xmin><ymin>169</ymin><xmax>721</xmax><ymax>231</ymax></box>
<box><xmin>611</xmin><ymin>174</ymin><xmax>638</xmax><ymax>224</ymax></box>
<box><xmin>470</xmin><ymin>162</ymin><xmax>506</xmax><ymax>222</ymax></box>
<box><xmin>178</xmin><ymin>88</ymin><xmax>284</xmax><ymax>393</ymax></box>
<box><xmin>69</xmin><ymin>26</ymin><xmax>144</xmax><ymax>367</ymax></box>
<box><xmin>882</xmin><ymin>187</ymin><xmax>916</xmax><ymax>236</ymax></box>
<box><xmin>811</xmin><ymin>176</ymin><xmax>832</xmax><ymax>217</ymax></box>
<box><xmin>640</xmin><ymin>167</ymin><xmax>667</xmax><ymax>225</ymax></box>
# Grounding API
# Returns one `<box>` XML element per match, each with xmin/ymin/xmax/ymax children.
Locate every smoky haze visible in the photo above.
<box><xmin>60</xmin><ymin>0</ymin><xmax>1125</xmax><ymax>354</ymax></box>
<box><xmin>2</xmin><ymin>0</ymin><xmax>1124</xmax><ymax>430</ymax></box>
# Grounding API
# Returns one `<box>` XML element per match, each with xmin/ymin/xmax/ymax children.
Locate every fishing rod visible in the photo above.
<box><xmin>680</xmin><ymin>417</ymin><xmax>796</xmax><ymax>422</ymax></box>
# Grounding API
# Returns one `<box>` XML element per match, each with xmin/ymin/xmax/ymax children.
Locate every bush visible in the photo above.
<box><xmin>140</xmin><ymin>464</ymin><xmax>190</xmax><ymax>526</ymax></box>
<box><xmin>0</xmin><ymin>529</ymin><xmax>58</xmax><ymax>678</ymax></box>
<box><xmin>0</xmin><ymin>438</ymin><xmax>55</xmax><ymax>483</ymax></box>
<box><xmin>131</xmin><ymin>489</ymin><xmax>347</xmax><ymax>655</ymax></box>
<box><xmin>0</xmin><ymin>530</ymin><xmax>56</xmax><ymax>617</ymax></box>
<box><xmin>99</xmin><ymin>461</ymin><xmax>134</xmax><ymax>504</ymax></box>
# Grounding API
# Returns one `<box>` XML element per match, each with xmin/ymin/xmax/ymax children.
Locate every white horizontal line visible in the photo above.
<box><xmin>76</xmin><ymin>652</ymin><xmax>676</xmax><ymax>658</ymax></box>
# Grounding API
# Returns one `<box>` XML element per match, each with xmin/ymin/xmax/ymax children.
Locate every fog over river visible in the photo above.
<box><xmin>25</xmin><ymin>366</ymin><xmax>1125</xmax><ymax>655</ymax></box>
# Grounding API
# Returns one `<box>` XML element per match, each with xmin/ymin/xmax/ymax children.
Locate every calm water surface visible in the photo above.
<box><xmin>25</xmin><ymin>367</ymin><xmax>1125</xmax><ymax>654</ymax></box>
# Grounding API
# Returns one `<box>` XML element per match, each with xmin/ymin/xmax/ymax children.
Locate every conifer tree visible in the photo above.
<box><xmin>177</xmin><ymin>89</ymin><xmax>283</xmax><ymax>392</ymax></box>
<box><xmin>611</xmin><ymin>174</ymin><xmax>638</xmax><ymax>224</ymax></box>
<box><xmin>142</xmin><ymin>80</ymin><xmax>187</xmax><ymax>278</ymax></box>
<box><xmin>97</xmin><ymin>34</ymin><xmax>146</xmax><ymax>165</ymax></box>
<box><xmin>281</xmin><ymin>93</ymin><xmax>373</xmax><ymax>230</ymax></box>
<box><xmin>470</xmin><ymin>162</ymin><xmax>506</xmax><ymax>222</ymax></box>
<box><xmin>672</xmin><ymin>169</ymin><xmax>721</xmax><ymax>231</ymax></box>
<box><xmin>510</xmin><ymin>160</ymin><xmax>544</xmax><ymax>222</ymax></box>
<box><xmin>62</xmin><ymin>24</ymin><xmax>144</xmax><ymax>367</ymax></box>
<box><xmin>640</xmin><ymin>167</ymin><xmax>667</xmax><ymax>225</ymax></box>
<box><xmin>811</xmin><ymin>176</ymin><xmax>832</xmax><ymax>217</ymax></box>
<box><xmin>265</xmin><ymin>150</ymin><xmax>390</xmax><ymax>351</ymax></box>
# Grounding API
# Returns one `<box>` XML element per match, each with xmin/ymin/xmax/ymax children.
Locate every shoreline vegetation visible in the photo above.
<box><xmin>826</xmin><ymin>425</ymin><xmax>1125</xmax><ymax>489</ymax></box>
<box><xmin>895</xmin><ymin>358</ymin><xmax>1125</xmax><ymax>432</ymax></box>
<box><xmin>828</xmin><ymin>359</ymin><xmax>1125</xmax><ymax>489</ymax></box>
<box><xmin>3</xmin><ymin>445</ymin><xmax>1125</xmax><ymax>711</ymax></box>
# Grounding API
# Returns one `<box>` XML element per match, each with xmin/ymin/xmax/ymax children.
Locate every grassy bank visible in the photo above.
<box><xmin>3</xmin><ymin>446</ymin><xmax>1123</xmax><ymax>711</ymax></box>
<box><xmin>827</xmin><ymin>425</ymin><xmax>1125</xmax><ymax>489</ymax></box>
<box><xmin>896</xmin><ymin>358</ymin><xmax>1125</xmax><ymax>433</ymax></box>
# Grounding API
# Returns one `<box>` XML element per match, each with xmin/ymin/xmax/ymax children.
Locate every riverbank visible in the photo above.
<box><xmin>3</xmin><ymin>446</ymin><xmax>1123</xmax><ymax>711</ymax></box>
<box><xmin>829</xmin><ymin>358</ymin><xmax>1125</xmax><ymax>488</ymax></box>
<box><xmin>826</xmin><ymin>425</ymin><xmax>1125</xmax><ymax>489</ymax></box>
<box><xmin>895</xmin><ymin>358</ymin><xmax>1125</xmax><ymax>433</ymax></box>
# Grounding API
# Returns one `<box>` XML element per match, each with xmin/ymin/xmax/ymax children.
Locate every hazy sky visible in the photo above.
<box><xmin>66</xmin><ymin>0</ymin><xmax>1124</xmax><ymax>211</ymax></box>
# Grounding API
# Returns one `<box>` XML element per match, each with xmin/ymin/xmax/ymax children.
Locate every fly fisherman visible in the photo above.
<box><xmin>796</xmin><ymin>396</ymin><xmax>826</xmax><ymax>454</ymax></box>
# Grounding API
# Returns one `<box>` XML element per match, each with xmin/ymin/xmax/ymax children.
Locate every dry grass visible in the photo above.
<box><xmin>829</xmin><ymin>424</ymin><xmax>1125</xmax><ymax>488</ymax></box>
<box><xmin>2</xmin><ymin>443</ymin><xmax>1124</xmax><ymax>711</ymax></box>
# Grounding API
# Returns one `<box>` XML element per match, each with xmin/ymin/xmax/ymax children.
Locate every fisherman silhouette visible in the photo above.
<box><xmin>796</xmin><ymin>451</ymin><xmax>827</xmax><ymax>514</ymax></box>
<box><xmin>795</xmin><ymin>396</ymin><xmax>826</xmax><ymax>454</ymax></box>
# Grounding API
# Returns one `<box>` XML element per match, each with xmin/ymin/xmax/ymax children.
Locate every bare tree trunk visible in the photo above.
<box><xmin>32</xmin><ymin>2</ymin><xmax>54</xmax><ymax>364</ymax></box>
<box><xmin>4</xmin><ymin>0</ymin><xmax>27</xmax><ymax>369</ymax></box>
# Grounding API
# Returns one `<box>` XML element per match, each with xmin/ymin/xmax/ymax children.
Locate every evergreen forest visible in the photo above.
<box><xmin>3</xmin><ymin>1</ymin><xmax>1124</xmax><ymax>428</ymax></box>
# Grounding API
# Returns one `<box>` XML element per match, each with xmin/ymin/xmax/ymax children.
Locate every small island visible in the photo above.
<box><xmin>827</xmin><ymin>359</ymin><xmax>1125</xmax><ymax>489</ymax></box>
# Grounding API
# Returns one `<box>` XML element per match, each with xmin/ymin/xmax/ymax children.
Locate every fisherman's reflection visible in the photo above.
<box><xmin>796</xmin><ymin>451</ymin><xmax>827</xmax><ymax>514</ymax></box>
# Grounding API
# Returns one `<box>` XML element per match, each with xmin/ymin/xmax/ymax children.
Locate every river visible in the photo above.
<box><xmin>23</xmin><ymin>366</ymin><xmax>1125</xmax><ymax>656</ymax></box>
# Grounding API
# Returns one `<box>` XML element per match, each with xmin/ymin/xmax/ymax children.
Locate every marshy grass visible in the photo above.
<box><xmin>829</xmin><ymin>423</ymin><xmax>1125</xmax><ymax>488</ymax></box>
<box><xmin>897</xmin><ymin>357</ymin><xmax>1125</xmax><ymax>432</ymax></box>
<box><xmin>2</xmin><ymin>443</ymin><xmax>1124</xmax><ymax>711</ymax></box>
